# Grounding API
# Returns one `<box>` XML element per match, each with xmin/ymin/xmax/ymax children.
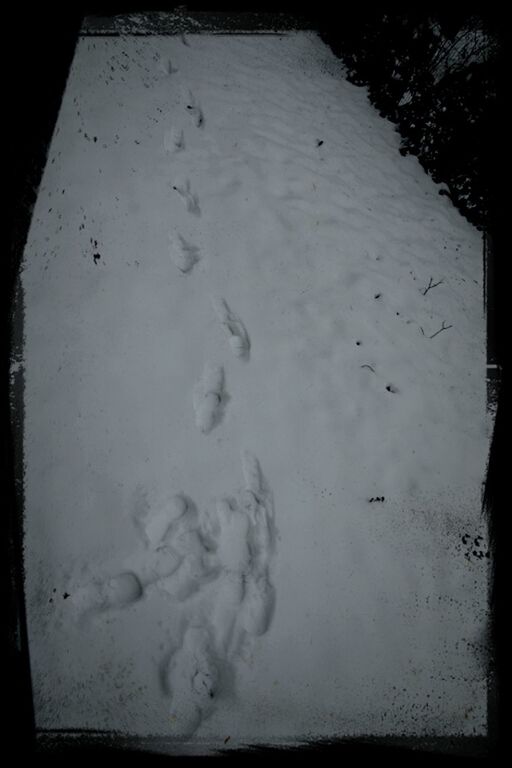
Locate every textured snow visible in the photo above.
<box><xmin>21</xmin><ymin>30</ymin><xmax>489</xmax><ymax>750</ymax></box>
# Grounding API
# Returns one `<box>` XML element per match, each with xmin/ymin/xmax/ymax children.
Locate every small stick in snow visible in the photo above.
<box><xmin>360</xmin><ymin>364</ymin><xmax>375</xmax><ymax>373</ymax></box>
<box><xmin>429</xmin><ymin>321</ymin><xmax>452</xmax><ymax>339</ymax></box>
<box><xmin>421</xmin><ymin>277</ymin><xmax>444</xmax><ymax>296</ymax></box>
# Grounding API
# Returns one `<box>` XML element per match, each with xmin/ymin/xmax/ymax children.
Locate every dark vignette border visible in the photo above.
<box><xmin>5</xmin><ymin>4</ymin><xmax>504</xmax><ymax>764</ymax></box>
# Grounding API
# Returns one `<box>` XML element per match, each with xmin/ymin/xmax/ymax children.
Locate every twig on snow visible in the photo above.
<box><xmin>421</xmin><ymin>277</ymin><xmax>444</xmax><ymax>296</ymax></box>
<box><xmin>429</xmin><ymin>321</ymin><xmax>452</xmax><ymax>339</ymax></box>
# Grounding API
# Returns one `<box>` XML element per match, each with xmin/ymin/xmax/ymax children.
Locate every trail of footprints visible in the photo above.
<box><xmin>71</xmin><ymin>76</ymin><xmax>273</xmax><ymax>736</ymax></box>
<box><xmin>71</xmin><ymin>452</ymin><xmax>274</xmax><ymax>735</ymax></box>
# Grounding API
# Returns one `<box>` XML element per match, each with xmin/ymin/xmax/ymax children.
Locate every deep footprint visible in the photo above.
<box><xmin>211</xmin><ymin>296</ymin><xmax>250</xmax><ymax>359</ymax></box>
<box><xmin>143</xmin><ymin>495</ymin><xmax>218</xmax><ymax>601</ymax></box>
<box><xmin>158</xmin><ymin>56</ymin><xmax>178</xmax><ymax>75</ymax></box>
<box><xmin>166</xmin><ymin>626</ymin><xmax>219</xmax><ymax>735</ymax></box>
<box><xmin>164</xmin><ymin>127</ymin><xmax>185</xmax><ymax>154</ymax></box>
<box><xmin>71</xmin><ymin>571</ymin><xmax>143</xmax><ymax>615</ymax></box>
<box><xmin>238</xmin><ymin>572</ymin><xmax>275</xmax><ymax>636</ymax></box>
<box><xmin>157</xmin><ymin>526</ymin><xmax>219</xmax><ymax>602</ymax></box>
<box><xmin>155</xmin><ymin>456</ymin><xmax>276</xmax><ymax>731</ymax></box>
<box><xmin>193</xmin><ymin>363</ymin><xmax>226</xmax><ymax>434</ymax></box>
<box><xmin>172</xmin><ymin>179</ymin><xmax>201</xmax><ymax>216</ymax></box>
<box><xmin>169</xmin><ymin>232</ymin><xmax>200</xmax><ymax>273</ymax></box>
<box><xmin>185</xmin><ymin>89</ymin><xmax>204</xmax><ymax>128</ymax></box>
<box><xmin>141</xmin><ymin>493</ymin><xmax>189</xmax><ymax>548</ymax></box>
<box><xmin>205</xmin><ymin>454</ymin><xmax>275</xmax><ymax>653</ymax></box>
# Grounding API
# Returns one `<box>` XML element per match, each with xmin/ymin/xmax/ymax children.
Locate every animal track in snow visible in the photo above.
<box><xmin>70</xmin><ymin>491</ymin><xmax>219</xmax><ymax>624</ymax></box>
<box><xmin>166</xmin><ymin>626</ymin><xmax>219</xmax><ymax>734</ymax></box>
<box><xmin>185</xmin><ymin>90</ymin><xmax>204</xmax><ymax>128</ymax></box>
<box><xmin>238</xmin><ymin>572</ymin><xmax>275</xmax><ymax>637</ymax></box>
<box><xmin>162</xmin><ymin>453</ymin><xmax>275</xmax><ymax>733</ymax></box>
<box><xmin>70</xmin><ymin>571</ymin><xmax>143</xmax><ymax>617</ymax></box>
<box><xmin>71</xmin><ymin>454</ymin><xmax>275</xmax><ymax>736</ymax></box>
<box><xmin>205</xmin><ymin>452</ymin><xmax>275</xmax><ymax>654</ymax></box>
<box><xmin>168</xmin><ymin>231</ymin><xmax>200</xmax><ymax>273</ymax></box>
<box><xmin>158</xmin><ymin>56</ymin><xmax>178</xmax><ymax>75</ymax></box>
<box><xmin>136</xmin><ymin>492</ymin><xmax>189</xmax><ymax>548</ymax></box>
<box><xmin>172</xmin><ymin>179</ymin><xmax>201</xmax><ymax>216</ymax></box>
<box><xmin>164</xmin><ymin>127</ymin><xmax>184</xmax><ymax>154</ymax></box>
<box><xmin>193</xmin><ymin>363</ymin><xmax>226</xmax><ymax>434</ymax></box>
<box><xmin>211</xmin><ymin>296</ymin><xmax>250</xmax><ymax>359</ymax></box>
<box><xmin>241</xmin><ymin>449</ymin><xmax>265</xmax><ymax>502</ymax></box>
<box><xmin>135</xmin><ymin>492</ymin><xmax>219</xmax><ymax>602</ymax></box>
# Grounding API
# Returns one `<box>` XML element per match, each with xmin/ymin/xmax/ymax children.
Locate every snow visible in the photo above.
<box><xmin>211</xmin><ymin>296</ymin><xmax>251</xmax><ymax>359</ymax></box>
<box><xmin>164</xmin><ymin>126</ymin><xmax>185</xmax><ymax>154</ymax></box>
<box><xmin>20</xmin><ymin>30</ymin><xmax>489</xmax><ymax>751</ymax></box>
<box><xmin>193</xmin><ymin>362</ymin><xmax>226</xmax><ymax>433</ymax></box>
<box><xmin>169</xmin><ymin>230</ymin><xmax>200</xmax><ymax>273</ymax></box>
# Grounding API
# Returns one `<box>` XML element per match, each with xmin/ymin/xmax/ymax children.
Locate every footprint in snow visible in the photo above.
<box><xmin>193</xmin><ymin>363</ymin><xmax>226</xmax><ymax>434</ymax></box>
<box><xmin>185</xmin><ymin>89</ymin><xmax>204</xmax><ymax>128</ymax></box>
<box><xmin>70</xmin><ymin>455</ymin><xmax>275</xmax><ymax>739</ymax></box>
<box><xmin>71</xmin><ymin>493</ymin><xmax>219</xmax><ymax>622</ymax></box>
<box><xmin>158</xmin><ymin>56</ymin><xmax>178</xmax><ymax>75</ymax></box>
<box><xmin>166</xmin><ymin>626</ymin><xmax>219</xmax><ymax>735</ymax></box>
<box><xmin>211</xmin><ymin>296</ymin><xmax>250</xmax><ymax>359</ymax></box>
<box><xmin>172</xmin><ymin>179</ymin><xmax>201</xmax><ymax>216</ymax></box>
<box><xmin>205</xmin><ymin>452</ymin><xmax>276</xmax><ymax>654</ymax></box>
<box><xmin>169</xmin><ymin>231</ymin><xmax>200</xmax><ymax>273</ymax></box>
<box><xmin>162</xmin><ymin>453</ymin><xmax>275</xmax><ymax>735</ymax></box>
<box><xmin>133</xmin><ymin>492</ymin><xmax>220</xmax><ymax>602</ymax></box>
<box><xmin>69</xmin><ymin>571</ymin><xmax>143</xmax><ymax>618</ymax></box>
<box><xmin>164</xmin><ymin>127</ymin><xmax>184</xmax><ymax>154</ymax></box>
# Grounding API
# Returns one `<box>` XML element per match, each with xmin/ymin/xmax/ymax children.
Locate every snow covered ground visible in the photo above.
<box><xmin>19</xmin><ymin>29</ymin><xmax>490</xmax><ymax>751</ymax></box>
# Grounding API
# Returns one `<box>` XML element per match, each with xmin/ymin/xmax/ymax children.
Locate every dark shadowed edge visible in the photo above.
<box><xmin>5</xmin><ymin>4</ymin><xmax>503</xmax><ymax>763</ymax></box>
<box><xmin>5</xmin><ymin>3</ymin><xmax>85</xmax><ymax>760</ymax></box>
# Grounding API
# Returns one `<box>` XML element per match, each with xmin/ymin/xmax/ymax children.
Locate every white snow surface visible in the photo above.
<box><xmin>21</xmin><ymin>31</ymin><xmax>489</xmax><ymax>750</ymax></box>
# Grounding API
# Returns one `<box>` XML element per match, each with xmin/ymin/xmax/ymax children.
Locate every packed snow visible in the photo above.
<box><xmin>20</xmin><ymin>29</ymin><xmax>489</xmax><ymax>752</ymax></box>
